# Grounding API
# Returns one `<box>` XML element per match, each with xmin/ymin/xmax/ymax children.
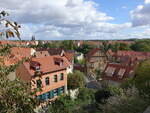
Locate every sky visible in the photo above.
<box><xmin>0</xmin><ymin>0</ymin><xmax>150</xmax><ymax>40</ymax></box>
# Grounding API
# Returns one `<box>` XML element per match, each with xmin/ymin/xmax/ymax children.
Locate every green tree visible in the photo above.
<box><xmin>60</xmin><ymin>40</ymin><xmax>75</xmax><ymax>50</ymax></box>
<box><xmin>134</xmin><ymin>59</ymin><xmax>150</xmax><ymax>98</ymax></box>
<box><xmin>0</xmin><ymin>44</ymin><xmax>11</xmax><ymax>56</ymax></box>
<box><xmin>119</xmin><ymin>43</ymin><xmax>131</xmax><ymax>50</ymax></box>
<box><xmin>0</xmin><ymin>65</ymin><xmax>37</xmax><ymax>113</ymax></box>
<box><xmin>78</xmin><ymin>88</ymin><xmax>95</xmax><ymax>104</ymax></box>
<box><xmin>95</xmin><ymin>89</ymin><xmax>111</xmax><ymax>104</ymax></box>
<box><xmin>102</xmin><ymin>87</ymin><xmax>148</xmax><ymax>113</ymax></box>
<box><xmin>95</xmin><ymin>69</ymin><xmax>102</xmax><ymax>80</ymax></box>
<box><xmin>68</xmin><ymin>71</ymin><xmax>85</xmax><ymax>90</ymax></box>
<box><xmin>76</xmin><ymin>43</ymin><xmax>95</xmax><ymax>54</ymax></box>
<box><xmin>47</xmin><ymin>88</ymin><xmax>96</xmax><ymax>113</ymax></box>
<box><xmin>47</xmin><ymin>95</ymin><xmax>73</xmax><ymax>113</ymax></box>
<box><xmin>109</xmin><ymin>43</ymin><xmax>131</xmax><ymax>52</ymax></box>
<box><xmin>130</xmin><ymin>39</ymin><xmax>150</xmax><ymax>52</ymax></box>
<box><xmin>100</xmin><ymin>41</ymin><xmax>111</xmax><ymax>53</ymax></box>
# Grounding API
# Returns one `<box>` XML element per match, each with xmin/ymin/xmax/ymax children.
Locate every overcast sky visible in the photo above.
<box><xmin>1</xmin><ymin>0</ymin><xmax>150</xmax><ymax>40</ymax></box>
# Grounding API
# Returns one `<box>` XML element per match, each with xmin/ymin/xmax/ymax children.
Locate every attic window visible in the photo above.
<box><xmin>105</xmin><ymin>67</ymin><xmax>115</xmax><ymax>77</ymax></box>
<box><xmin>118</xmin><ymin>69</ymin><xmax>126</xmax><ymax>78</ymax></box>
<box><xmin>54</xmin><ymin>57</ymin><xmax>64</xmax><ymax>66</ymax></box>
<box><xmin>30</xmin><ymin>61</ymin><xmax>41</xmax><ymax>71</ymax></box>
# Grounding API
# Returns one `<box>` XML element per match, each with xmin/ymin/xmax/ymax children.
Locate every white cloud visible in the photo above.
<box><xmin>0</xmin><ymin>0</ymin><xmax>135</xmax><ymax>40</ymax></box>
<box><xmin>145</xmin><ymin>0</ymin><xmax>150</xmax><ymax>4</ymax></box>
<box><xmin>131</xmin><ymin>1</ymin><xmax>150</xmax><ymax>27</ymax></box>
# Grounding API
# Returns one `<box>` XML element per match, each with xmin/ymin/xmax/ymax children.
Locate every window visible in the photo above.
<box><xmin>118</xmin><ymin>69</ymin><xmax>126</xmax><ymax>78</ymax></box>
<box><xmin>60</xmin><ymin>73</ymin><xmax>64</xmax><ymax>80</ymax></box>
<box><xmin>36</xmin><ymin>79</ymin><xmax>42</xmax><ymax>88</ymax></box>
<box><xmin>53</xmin><ymin>89</ymin><xmax>58</xmax><ymax>96</ymax></box>
<box><xmin>54</xmin><ymin>75</ymin><xmax>57</xmax><ymax>82</ymax></box>
<box><xmin>60</xmin><ymin>86</ymin><xmax>65</xmax><ymax>94</ymax></box>
<box><xmin>105</xmin><ymin>67</ymin><xmax>115</xmax><ymax>77</ymax></box>
<box><xmin>35</xmin><ymin>66</ymin><xmax>40</xmax><ymax>71</ymax></box>
<box><xmin>48</xmin><ymin>90</ymin><xmax>54</xmax><ymax>99</ymax></box>
<box><xmin>45</xmin><ymin>77</ymin><xmax>49</xmax><ymax>85</ymax></box>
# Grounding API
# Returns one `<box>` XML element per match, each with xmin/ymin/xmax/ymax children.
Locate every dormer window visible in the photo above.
<box><xmin>35</xmin><ymin>65</ymin><xmax>40</xmax><ymax>71</ymax></box>
<box><xmin>105</xmin><ymin>67</ymin><xmax>115</xmax><ymax>77</ymax></box>
<box><xmin>30</xmin><ymin>61</ymin><xmax>41</xmax><ymax>72</ymax></box>
<box><xmin>54</xmin><ymin>57</ymin><xmax>63</xmax><ymax>66</ymax></box>
<box><xmin>118</xmin><ymin>68</ymin><xmax>126</xmax><ymax>78</ymax></box>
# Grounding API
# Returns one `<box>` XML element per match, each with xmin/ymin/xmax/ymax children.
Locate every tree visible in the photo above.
<box><xmin>47</xmin><ymin>88</ymin><xmax>96</xmax><ymax>113</ymax></box>
<box><xmin>67</xmin><ymin>71</ymin><xmax>85</xmax><ymax>90</ymax></box>
<box><xmin>0</xmin><ymin>44</ymin><xmax>11</xmax><ymax>56</ymax></box>
<box><xmin>95</xmin><ymin>89</ymin><xmax>111</xmax><ymax>104</ymax></box>
<box><xmin>78</xmin><ymin>88</ymin><xmax>95</xmax><ymax>104</ymax></box>
<box><xmin>76</xmin><ymin>43</ymin><xmax>95</xmax><ymax>54</ymax></box>
<box><xmin>133</xmin><ymin>59</ymin><xmax>150</xmax><ymax>98</ymax></box>
<box><xmin>0</xmin><ymin>11</ymin><xmax>21</xmax><ymax>39</ymax></box>
<box><xmin>0</xmin><ymin>65</ymin><xmax>38</xmax><ymax>113</ymax></box>
<box><xmin>94</xmin><ymin>68</ymin><xmax>102</xmax><ymax>80</ymax></box>
<box><xmin>102</xmin><ymin>87</ymin><xmax>148</xmax><ymax>113</ymax></box>
<box><xmin>130</xmin><ymin>39</ymin><xmax>150</xmax><ymax>52</ymax></box>
<box><xmin>109</xmin><ymin>43</ymin><xmax>131</xmax><ymax>52</ymax></box>
<box><xmin>100</xmin><ymin>41</ymin><xmax>111</xmax><ymax>53</ymax></box>
<box><xmin>60</xmin><ymin>40</ymin><xmax>75</xmax><ymax>50</ymax></box>
<box><xmin>118</xmin><ymin>43</ymin><xmax>131</xmax><ymax>50</ymax></box>
<box><xmin>47</xmin><ymin>95</ymin><xmax>72</xmax><ymax>113</ymax></box>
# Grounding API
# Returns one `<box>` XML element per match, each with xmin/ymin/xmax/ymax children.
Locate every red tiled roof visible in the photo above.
<box><xmin>64</xmin><ymin>51</ymin><xmax>75</xmax><ymax>62</ymax></box>
<box><xmin>116</xmin><ymin>51</ymin><xmax>150</xmax><ymax>61</ymax></box>
<box><xmin>36</xmin><ymin>48</ymin><xmax>75</xmax><ymax>63</ymax></box>
<box><xmin>23</xmin><ymin>55</ymin><xmax>71</xmax><ymax>77</ymax></box>
<box><xmin>0</xmin><ymin>40</ymin><xmax>37</xmax><ymax>46</ymax></box>
<box><xmin>0</xmin><ymin>47</ymin><xmax>33</xmax><ymax>66</ymax></box>
<box><xmin>10</xmin><ymin>47</ymin><xmax>32</xmax><ymax>58</ymax></box>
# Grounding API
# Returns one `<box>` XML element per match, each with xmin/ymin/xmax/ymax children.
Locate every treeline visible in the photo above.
<box><xmin>104</xmin><ymin>39</ymin><xmax>150</xmax><ymax>52</ymax></box>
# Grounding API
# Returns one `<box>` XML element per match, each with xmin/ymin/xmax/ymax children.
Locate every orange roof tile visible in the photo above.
<box><xmin>23</xmin><ymin>55</ymin><xmax>71</xmax><ymax>77</ymax></box>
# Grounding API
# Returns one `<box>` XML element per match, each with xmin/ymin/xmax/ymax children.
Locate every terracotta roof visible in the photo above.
<box><xmin>23</xmin><ymin>55</ymin><xmax>71</xmax><ymax>77</ymax></box>
<box><xmin>10</xmin><ymin>47</ymin><xmax>32</xmax><ymax>58</ymax></box>
<box><xmin>0</xmin><ymin>40</ymin><xmax>38</xmax><ymax>46</ymax></box>
<box><xmin>0</xmin><ymin>47</ymin><xmax>33</xmax><ymax>66</ymax></box>
<box><xmin>36</xmin><ymin>48</ymin><xmax>75</xmax><ymax>63</ymax></box>
<box><xmin>116</xmin><ymin>51</ymin><xmax>150</xmax><ymax>61</ymax></box>
<box><xmin>102</xmin><ymin>63</ymin><xmax>135</xmax><ymax>82</ymax></box>
<box><xmin>64</xmin><ymin>51</ymin><xmax>75</xmax><ymax>62</ymax></box>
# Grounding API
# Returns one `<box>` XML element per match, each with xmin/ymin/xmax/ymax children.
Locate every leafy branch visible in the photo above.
<box><xmin>0</xmin><ymin>11</ymin><xmax>21</xmax><ymax>39</ymax></box>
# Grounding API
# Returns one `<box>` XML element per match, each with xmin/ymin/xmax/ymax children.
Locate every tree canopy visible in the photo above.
<box><xmin>134</xmin><ymin>59</ymin><xmax>150</xmax><ymax>97</ymax></box>
<box><xmin>130</xmin><ymin>39</ymin><xmax>150</xmax><ymax>52</ymax></box>
<box><xmin>67</xmin><ymin>70</ymin><xmax>85</xmax><ymax>90</ymax></box>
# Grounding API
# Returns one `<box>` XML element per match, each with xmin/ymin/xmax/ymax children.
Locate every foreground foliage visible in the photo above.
<box><xmin>47</xmin><ymin>88</ymin><xmax>95</xmax><ymax>113</ymax></box>
<box><xmin>67</xmin><ymin>70</ymin><xmax>85</xmax><ymax>90</ymax></box>
<box><xmin>0</xmin><ymin>64</ymin><xmax>37</xmax><ymax>113</ymax></box>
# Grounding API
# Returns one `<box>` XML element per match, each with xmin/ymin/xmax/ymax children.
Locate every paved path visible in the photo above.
<box><xmin>84</xmin><ymin>74</ymin><xmax>102</xmax><ymax>90</ymax></box>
